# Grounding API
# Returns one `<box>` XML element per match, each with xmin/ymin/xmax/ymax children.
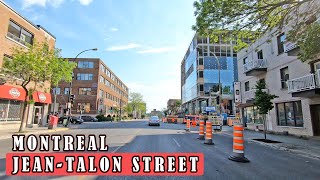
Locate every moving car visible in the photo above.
<box><xmin>80</xmin><ymin>116</ymin><xmax>98</xmax><ymax>122</ymax></box>
<box><xmin>58</xmin><ymin>116</ymin><xmax>83</xmax><ymax>124</ymax></box>
<box><xmin>148</xmin><ymin>116</ymin><xmax>160</xmax><ymax>126</ymax></box>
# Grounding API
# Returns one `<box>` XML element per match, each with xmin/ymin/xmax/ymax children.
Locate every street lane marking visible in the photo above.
<box><xmin>173</xmin><ymin>138</ymin><xmax>181</xmax><ymax>147</ymax></box>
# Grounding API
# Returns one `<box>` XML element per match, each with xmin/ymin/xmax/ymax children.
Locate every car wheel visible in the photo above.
<box><xmin>73</xmin><ymin>120</ymin><xmax>76</xmax><ymax>124</ymax></box>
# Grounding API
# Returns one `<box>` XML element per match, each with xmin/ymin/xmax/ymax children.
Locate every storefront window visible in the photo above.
<box><xmin>0</xmin><ymin>100</ymin><xmax>21</xmax><ymax>122</ymax></box>
<box><xmin>243</xmin><ymin>106</ymin><xmax>263</xmax><ymax>124</ymax></box>
<box><xmin>276</xmin><ymin>101</ymin><xmax>303</xmax><ymax>127</ymax></box>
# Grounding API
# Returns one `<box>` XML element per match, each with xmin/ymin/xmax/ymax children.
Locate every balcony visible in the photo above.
<box><xmin>243</xmin><ymin>59</ymin><xmax>267</xmax><ymax>76</ymax></box>
<box><xmin>287</xmin><ymin>69</ymin><xmax>320</xmax><ymax>97</ymax></box>
<box><xmin>244</xmin><ymin>89</ymin><xmax>269</xmax><ymax>103</ymax></box>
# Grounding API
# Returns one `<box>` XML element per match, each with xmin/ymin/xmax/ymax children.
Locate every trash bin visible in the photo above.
<box><xmin>63</xmin><ymin>117</ymin><xmax>69</xmax><ymax>127</ymax></box>
<box><xmin>48</xmin><ymin>115</ymin><xmax>58</xmax><ymax>129</ymax></box>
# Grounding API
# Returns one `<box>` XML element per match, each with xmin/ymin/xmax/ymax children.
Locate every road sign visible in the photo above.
<box><xmin>205</xmin><ymin>106</ymin><xmax>216</xmax><ymax>112</ymax></box>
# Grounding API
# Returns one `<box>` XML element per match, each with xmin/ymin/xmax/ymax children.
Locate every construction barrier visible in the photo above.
<box><xmin>227</xmin><ymin>117</ymin><xmax>241</xmax><ymax>126</ymax></box>
<box><xmin>192</xmin><ymin>120</ymin><xmax>196</xmax><ymax>127</ymax></box>
<box><xmin>198</xmin><ymin>120</ymin><xmax>205</xmax><ymax>140</ymax></box>
<box><xmin>166</xmin><ymin>116</ymin><xmax>178</xmax><ymax>124</ymax></box>
<box><xmin>208</xmin><ymin>115</ymin><xmax>222</xmax><ymax>131</ymax></box>
<box><xmin>185</xmin><ymin>119</ymin><xmax>191</xmax><ymax>132</ymax></box>
<box><xmin>204</xmin><ymin>120</ymin><xmax>213</xmax><ymax>145</ymax></box>
<box><xmin>228</xmin><ymin>124</ymin><xmax>249</xmax><ymax>163</ymax></box>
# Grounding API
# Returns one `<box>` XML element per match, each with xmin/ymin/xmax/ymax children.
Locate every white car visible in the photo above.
<box><xmin>148</xmin><ymin>116</ymin><xmax>160</xmax><ymax>126</ymax></box>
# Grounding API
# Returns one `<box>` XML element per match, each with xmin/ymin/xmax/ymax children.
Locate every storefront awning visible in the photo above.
<box><xmin>0</xmin><ymin>85</ymin><xmax>26</xmax><ymax>101</ymax></box>
<box><xmin>0</xmin><ymin>85</ymin><xmax>52</xmax><ymax>104</ymax></box>
<box><xmin>32</xmin><ymin>91</ymin><xmax>52</xmax><ymax>104</ymax></box>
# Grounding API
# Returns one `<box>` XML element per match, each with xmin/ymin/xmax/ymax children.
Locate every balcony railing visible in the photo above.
<box><xmin>284</xmin><ymin>41</ymin><xmax>298</xmax><ymax>53</ymax></box>
<box><xmin>287</xmin><ymin>70</ymin><xmax>320</xmax><ymax>93</ymax></box>
<box><xmin>243</xmin><ymin>59</ymin><xmax>267</xmax><ymax>73</ymax></box>
<box><xmin>6</xmin><ymin>32</ymin><xmax>32</xmax><ymax>47</ymax></box>
<box><xmin>244</xmin><ymin>89</ymin><xmax>269</xmax><ymax>101</ymax></box>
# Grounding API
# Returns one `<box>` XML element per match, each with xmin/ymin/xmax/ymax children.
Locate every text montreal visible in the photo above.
<box><xmin>12</xmin><ymin>135</ymin><xmax>108</xmax><ymax>151</ymax></box>
<box><xmin>10</xmin><ymin>155</ymin><xmax>200</xmax><ymax>174</ymax></box>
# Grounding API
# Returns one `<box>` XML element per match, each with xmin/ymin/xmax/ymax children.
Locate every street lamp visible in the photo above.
<box><xmin>67</xmin><ymin>48</ymin><xmax>98</xmax><ymax>117</ymax></box>
<box><xmin>207</xmin><ymin>51</ymin><xmax>222</xmax><ymax>115</ymax></box>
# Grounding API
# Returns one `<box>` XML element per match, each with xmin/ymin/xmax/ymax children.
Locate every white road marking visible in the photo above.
<box><xmin>173</xmin><ymin>138</ymin><xmax>181</xmax><ymax>147</ymax></box>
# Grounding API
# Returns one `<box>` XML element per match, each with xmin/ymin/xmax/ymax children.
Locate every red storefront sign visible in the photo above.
<box><xmin>0</xmin><ymin>85</ymin><xmax>52</xmax><ymax>104</ymax></box>
<box><xmin>0</xmin><ymin>85</ymin><xmax>26</xmax><ymax>101</ymax></box>
<box><xmin>32</xmin><ymin>91</ymin><xmax>52</xmax><ymax>104</ymax></box>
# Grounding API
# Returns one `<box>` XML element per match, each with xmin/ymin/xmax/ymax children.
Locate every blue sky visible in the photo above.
<box><xmin>4</xmin><ymin>0</ymin><xmax>196</xmax><ymax>112</ymax></box>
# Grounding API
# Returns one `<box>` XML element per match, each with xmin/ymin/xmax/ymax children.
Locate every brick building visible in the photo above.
<box><xmin>53</xmin><ymin>58</ymin><xmax>129</xmax><ymax>117</ymax></box>
<box><xmin>0</xmin><ymin>1</ymin><xmax>56</xmax><ymax>127</ymax></box>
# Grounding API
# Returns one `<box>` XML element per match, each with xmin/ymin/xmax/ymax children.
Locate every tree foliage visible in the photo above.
<box><xmin>168</xmin><ymin>100</ymin><xmax>182</xmax><ymax>115</ymax></box>
<box><xmin>127</xmin><ymin>92</ymin><xmax>146</xmax><ymax>117</ymax></box>
<box><xmin>1</xmin><ymin>42</ymin><xmax>76</xmax><ymax>132</ymax></box>
<box><xmin>193</xmin><ymin>0</ymin><xmax>320</xmax><ymax>53</ymax></box>
<box><xmin>254</xmin><ymin>80</ymin><xmax>278</xmax><ymax>115</ymax></box>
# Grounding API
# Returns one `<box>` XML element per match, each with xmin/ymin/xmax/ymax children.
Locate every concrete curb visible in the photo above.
<box><xmin>0</xmin><ymin>127</ymin><xmax>69</xmax><ymax>140</ymax></box>
<box><xmin>219</xmin><ymin>132</ymin><xmax>320</xmax><ymax>160</ymax></box>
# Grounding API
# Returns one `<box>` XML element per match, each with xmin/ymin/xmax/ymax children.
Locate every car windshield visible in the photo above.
<box><xmin>150</xmin><ymin>116</ymin><xmax>159</xmax><ymax>120</ymax></box>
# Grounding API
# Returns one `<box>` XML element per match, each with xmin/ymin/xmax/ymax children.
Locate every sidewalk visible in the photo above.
<box><xmin>220</xmin><ymin>126</ymin><xmax>320</xmax><ymax>160</ymax></box>
<box><xmin>0</xmin><ymin>125</ymin><xmax>69</xmax><ymax>140</ymax></box>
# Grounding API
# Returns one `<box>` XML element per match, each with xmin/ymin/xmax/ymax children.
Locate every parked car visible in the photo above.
<box><xmin>58</xmin><ymin>116</ymin><xmax>83</xmax><ymax>124</ymax></box>
<box><xmin>148</xmin><ymin>116</ymin><xmax>160</xmax><ymax>126</ymax></box>
<box><xmin>81</xmin><ymin>116</ymin><xmax>98</xmax><ymax>122</ymax></box>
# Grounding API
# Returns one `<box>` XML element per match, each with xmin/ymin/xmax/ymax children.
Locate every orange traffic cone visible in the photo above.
<box><xmin>228</xmin><ymin>124</ymin><xmax>249</xmax><ymax>162</ymax></box>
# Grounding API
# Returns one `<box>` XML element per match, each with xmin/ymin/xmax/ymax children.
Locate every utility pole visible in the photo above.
<box><xmin>209</xmin><ymin>51</ymin><xmax>222</xmax><ymax>115</ymax></box>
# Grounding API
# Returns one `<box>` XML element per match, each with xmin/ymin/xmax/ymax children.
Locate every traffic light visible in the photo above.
<box><xmin>69</xmin><ymin>94</ymin><xmax>75</xmax><ymax>104</ymax></box>
<box><xmin>216</xmin><ymin>96</ymin><xmax>220</xmax><ymax>104</ymax></box>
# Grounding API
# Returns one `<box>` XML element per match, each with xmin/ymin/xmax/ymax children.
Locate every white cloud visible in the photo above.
<box><xmin>110</xmin><ymin>27</ymin><xmax>118</xmax><ymax>32</ymax></box>
<box><xmin>78</xmin><ymin>0</ymin><xmax>93</xmax><ymax>5</ymax></box>
<box><xmin>106</xmin><ymin>43</ymin><xmax>141</xmax><ymax>51</ymax></box>
<box><xmin>137</xmin><ymin>47</ymin><xmax>174</xmax><ymax>54</ymax></box>
<box><xmin>21</xmin><ymin>0</ymin><xmax>64</xmax><ymax>8</ymax></box>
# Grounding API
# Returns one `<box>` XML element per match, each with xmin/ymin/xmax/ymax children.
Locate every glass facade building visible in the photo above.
<box><xmin>181</xmin><ymin>34</ymin><xmax>238</xmax><ymax>115</ymax></box>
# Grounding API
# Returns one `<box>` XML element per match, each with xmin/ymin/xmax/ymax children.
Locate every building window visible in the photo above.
<box><xmin>276</xmin><ymin>101</ymin><xmax>303</xmax><ymax>127</ymax></box>
<box><xmin>78</xmin><ymin>61</ymin><xmax>94</xmax><ymax>68</ymax></box>
<box><xmin>77</xmin><ymin>103</ymin><xmax>90</xmax><ymax>113</ymax></box>
<box><xmin>79</xmin><ymin>88</ymin><xmax>91</xmax><ymax>95</ymax></box>
<box><xmin>64</xmin><ymin>88</ymin><xmax>70</xmax><ymax>95</ymax></box>
<box><xmin>105</xmin><ymin>80</ymin><xmax>110</xmax><ymax>87</ymax></box>
<box><xmin>280</xmin><ymin>67</ymin><xmax>289</xmax><ymax>89</ymax></box>
<box><xmin>243</xmin><ymin>57</ymin><xmax>248</xmax><ymax>65</ymax></box>
<box><xmin>100</xmin><ymin>65</ymin><xmax>106</xmax><ymax>73</ymax></box>
<box><xmin>257</xmin><ymin>50</ymin><xmax>263</xmax><ymax>59</ymax></box>
<box><xmin>277</xmin><ymin>33</ymin><xmax>286</xmax><ymax>54</ymax></box>
<box><xmin>100</xmin><ymin>76</ymin><xmax>104</xmax><ymax>83</ymax></box>
<box><xmin>106</xmin><ymin>70</ymin><xmax>111</xmax><ymax>77</ymax></box>
<box><xmin>199</xmin><ymin>71</ymin><xmax>203</xmax><ymax>78</ymax></box>
<box><xmin>53</xmin><ymin>87</ymin><xmax>60</xmax><ymax>95</ymax></box>
<box><xmin>76</xmin><ymin>73</ymin><xmax>93</xmax><ymax>80</ymax></box>
<box><xmin>245</xmin><ymin>81</ymin><xmax>250</xmax><ymax>91</ymax></box>
<box><xmin>7</xmin><ymin>20</ymin><xmax>34</xmax><ymax>46</ymax></box>
<box><xmin>199</xmin><ymin>84</ymin><xmax>204</xmax><ymax>91</ymax></box>
<box><xmin>199</xmin><ymin>57</ymin><xmax>203</xmax><ymax>65</ymax></box>
<box><xmin>99</xmin><ymin>89</ymin><xmax>104</xmax><ymax>98</ymax></box>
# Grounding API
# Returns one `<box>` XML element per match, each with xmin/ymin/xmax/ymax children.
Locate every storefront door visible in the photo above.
<box><xmin>33</xmin><ymin>106</ymin><xmax>42</xmax><ymax>125</ymax></box>
<box><xmin>311</xmin><ymin>105</ymin><xmax>320</xmax><ymax>136</ymax></box>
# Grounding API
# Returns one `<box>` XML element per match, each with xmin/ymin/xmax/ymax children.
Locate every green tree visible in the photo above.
<box><xmin>254</xmin><ymin>80</ymin><xmax>278</xmax><ymax>140</ymax></box>
<box><xmin>1</xmin><ymin>42</ymin><xmax>76</xmax><ymax>132</ymax></box>
<box><xmin>193</xmin><ymin>0</ymin><xmax>320</xmax><ymax>54</ymax></box>
<box><xmin>129</xmin><ymin>92</ymin><xmax>146</xmax><ymax>118</ymax></box>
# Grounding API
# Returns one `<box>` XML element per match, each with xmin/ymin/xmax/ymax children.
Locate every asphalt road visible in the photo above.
<box><xmin>1</xmin><ymin>119</ymin><xmax>320</xmax><ymax>180</ymax></box>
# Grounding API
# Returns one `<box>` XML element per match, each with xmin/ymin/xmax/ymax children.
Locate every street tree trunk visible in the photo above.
<box><xmin>18</xmin><ymin>86</ymin><xmax>30</xmax><ymax>132</ymax></box>
<box><xmin>263</xmin><ymin>114</ymin><xmax>267</xmax><ymax>140</ymax></box>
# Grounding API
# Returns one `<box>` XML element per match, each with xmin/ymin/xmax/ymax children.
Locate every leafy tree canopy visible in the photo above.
<box><xmin>193</xmin><ymin>0</ymin><xmax>320</xmax><ymax>52</ymax></box>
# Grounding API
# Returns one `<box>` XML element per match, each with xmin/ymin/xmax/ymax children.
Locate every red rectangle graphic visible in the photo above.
<box><xmin>6</xmin><ymin>153</ymin><xmax>204</xmax><ymax>176</ymax></box>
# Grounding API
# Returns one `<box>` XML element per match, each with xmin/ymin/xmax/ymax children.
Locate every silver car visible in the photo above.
<box><xmin>148</xmin><ymin>116</ymin><xmax>160</xmax><ymax>126</ymax></box>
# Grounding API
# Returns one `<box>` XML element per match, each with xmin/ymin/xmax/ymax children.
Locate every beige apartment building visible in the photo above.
<box><xmin>54</xmin><ymin>58</ymin><xmax>129</xmax><ymax>118</ymax></box>
<box><xmin>0</xmin><ymin>1</ymin><xmax>56</xmax><ymax>127</ymax></box>
<box><xmin>236</xmin><ymin>22</ymin><xmax>320</xmax><ymax>136</ymax></box>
